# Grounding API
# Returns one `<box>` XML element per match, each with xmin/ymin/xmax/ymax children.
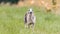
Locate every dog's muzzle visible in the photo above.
<box><xmin>30</xmin><ymin>12</ymin><xmax>32</xmax><ymax>14</ymax></box>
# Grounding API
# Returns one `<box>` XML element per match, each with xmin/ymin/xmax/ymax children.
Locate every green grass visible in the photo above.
<box><xmin>0</xmin><ymin>5</ymin><xmax>60</xmax><ymax>34</ymax></box>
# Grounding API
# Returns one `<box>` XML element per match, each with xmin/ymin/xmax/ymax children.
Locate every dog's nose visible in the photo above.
<box><xmin>30</xmin><ymin>12</ymin><xmax>32</xmax><ymax>14</ymax></box>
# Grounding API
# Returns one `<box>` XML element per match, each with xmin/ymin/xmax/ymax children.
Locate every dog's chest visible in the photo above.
<box><xmin>27</xmin><ymin>14</ymin><xmax>33</xmax><ymax>22</ymax></box>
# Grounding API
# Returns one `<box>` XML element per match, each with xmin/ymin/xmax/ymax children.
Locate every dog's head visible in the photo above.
<box><xmin>28</xmin><ymin>8</ymin><xmax>33</xmax><ymax>14</ymax></box>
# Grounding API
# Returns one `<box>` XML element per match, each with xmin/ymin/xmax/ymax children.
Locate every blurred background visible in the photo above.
<box><xmin>0</xmin><ymin>0</ymin><xmax>60</xmax><ymax>34</ymax></box>
<box><xmin>0</xmin><ymin>0</ymin><xmax>59</xmax><ymax>6</ymax></box>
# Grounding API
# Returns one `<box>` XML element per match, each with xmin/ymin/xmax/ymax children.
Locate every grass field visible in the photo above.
<box><xmin>0</xmin><ymin>5</ymin><xmax>60</xmax><ymax>34</ymax></box>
